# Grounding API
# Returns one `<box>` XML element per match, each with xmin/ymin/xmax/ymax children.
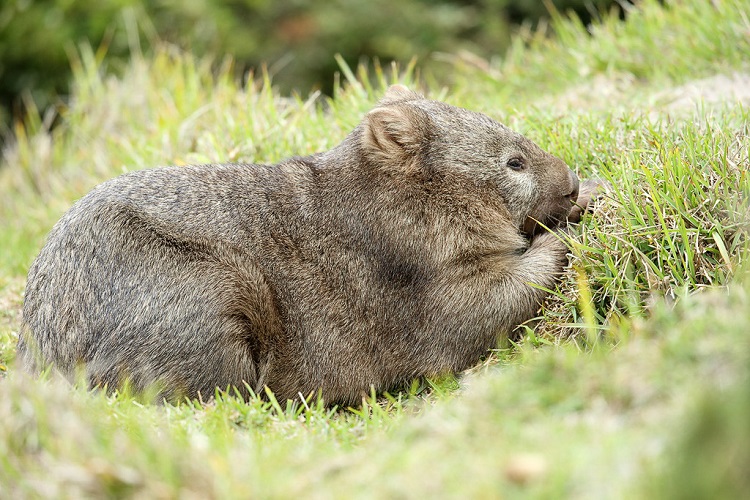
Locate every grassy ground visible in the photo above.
<box><xmin>1</xmin><ymin>0</ymin><xmax>749</xmax><ymax>497</ymax></box>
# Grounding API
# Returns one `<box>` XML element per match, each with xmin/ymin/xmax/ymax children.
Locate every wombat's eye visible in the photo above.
<box><xmin>507</xmin><ymin>157</ymin><xmax>525</xmax><ymax>170</ymax></box>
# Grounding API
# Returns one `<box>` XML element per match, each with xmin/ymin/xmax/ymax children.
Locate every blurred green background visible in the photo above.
<box><xmin>0</xmin><ymin>0</ymin><xmax>619</xmax><ymax>130</ymax></box>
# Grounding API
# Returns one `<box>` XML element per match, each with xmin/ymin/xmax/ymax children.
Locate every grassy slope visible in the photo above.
<box><xmin>1</xmin><ymin>0</ymin><xmax>749</xmax><ymax>497</ymax></box>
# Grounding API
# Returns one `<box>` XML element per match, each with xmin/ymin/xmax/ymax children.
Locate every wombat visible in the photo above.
<box><xmin>18</xmin><ymin>85</ymin><xmax>599</xmax><ymax>405</ymax></box>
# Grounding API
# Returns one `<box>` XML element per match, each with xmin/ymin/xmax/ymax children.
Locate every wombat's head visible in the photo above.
<box><xmin>361</xmin><ymin>85</ymin><xmax>579</xmax><ymax>236</ymax></box>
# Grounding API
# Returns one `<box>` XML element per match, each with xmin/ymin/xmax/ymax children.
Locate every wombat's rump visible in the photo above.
<box><xmin>18</xmin><ymin>86</ymin><xmax>597</xmax><ymax>404</ymax></box>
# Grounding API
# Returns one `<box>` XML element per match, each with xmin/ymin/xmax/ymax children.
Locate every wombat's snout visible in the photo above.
<box><xmin>566</xmin><ymin>170</ymin><xmax>580</xmax><ymax>204</ymax></box>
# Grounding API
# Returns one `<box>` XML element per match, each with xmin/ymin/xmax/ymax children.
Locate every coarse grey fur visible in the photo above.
<box><xmin>18</xmin><ymin>85</ymin><xmax>599</xmax><ymax>405</ymax></box>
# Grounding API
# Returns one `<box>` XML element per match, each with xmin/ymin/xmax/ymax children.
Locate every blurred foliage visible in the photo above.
<box><xmin>647</xmin><ymin>367</ymin><xmax>750</xmax><ymax>498</ymax></box>
<box><xmin>0</xmin><ymin>0</ymin><xmax>619</xmax><ymax>128</ymax></box>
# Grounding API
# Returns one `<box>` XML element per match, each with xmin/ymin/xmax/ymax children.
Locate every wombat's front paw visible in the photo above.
<box><xmin>567</xmin><ymin>178</ymin><xmax>609</xmax><ymax>224</ymax></box>
<box><xmin>528</xmin><ymin>229</ymin><xmax>570</xmax><ymax>270</ymax></box>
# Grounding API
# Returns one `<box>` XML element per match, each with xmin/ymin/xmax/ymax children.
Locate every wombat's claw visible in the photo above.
<box><xmin>567</xmin><ymin>178</ymin><xmax>609</xmax><ymax>224</ymax></box>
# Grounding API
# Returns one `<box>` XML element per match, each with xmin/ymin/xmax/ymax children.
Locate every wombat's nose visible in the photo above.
<box><xmin>567</xmin><ymin>170</ymin><xmax>580</xmax><ymax>202</ymax></box>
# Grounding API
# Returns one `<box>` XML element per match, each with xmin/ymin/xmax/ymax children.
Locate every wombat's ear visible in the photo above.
<box><xmin>378</xmin><ymin>84</ymin><xmax>425</xmax><ymax>106</ymax></box>
<box><xmin>362</xmin><ymin>104</ymin><xmax>431</xmax><ymax>167</ymax></box>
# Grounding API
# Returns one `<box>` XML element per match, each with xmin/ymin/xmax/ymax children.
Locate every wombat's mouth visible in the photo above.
<box><xmin>522</xmin><ymin>204</ymin><xmax>572</xmax><ymax>238</ymax></box>
<box><xmin>522</xmin><ymin>215</ymin><xmax>560</xmax><ymax>238</ymax></box>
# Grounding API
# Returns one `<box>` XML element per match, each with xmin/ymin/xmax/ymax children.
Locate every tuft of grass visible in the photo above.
<box><xmin>532</xmin><ymin>108</ymin><xmax>750</xmax><ymax>344</ymax></box>
<box><xmin>0</xmin><ymin>277</ymin><xmax>23</xmax><ymax>370</ymax></box>
<box><xmin>1</xmin><ymin>0</ymin><xmax>750</xmax><ymax>496</ymax></box>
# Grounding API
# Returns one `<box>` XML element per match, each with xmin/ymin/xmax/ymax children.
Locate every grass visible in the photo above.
<box><xmin>1</xmin><ymin>0</ymin><xmax>750</xmax><ymax>496</ymax></box>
